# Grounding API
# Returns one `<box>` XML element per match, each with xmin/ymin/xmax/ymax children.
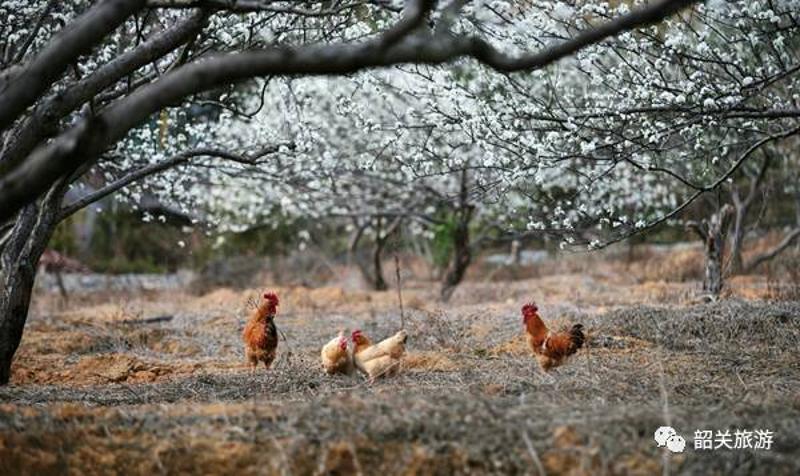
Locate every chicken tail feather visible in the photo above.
<box><xmin>569</xmin><ymin>324</ymin><xmax>585</xmax><ymax>352</ymax></box>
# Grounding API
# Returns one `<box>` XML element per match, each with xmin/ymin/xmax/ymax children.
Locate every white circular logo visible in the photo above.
<box><xmin>666</xmin><ymin>435</ymin><xmax>686</xmax><ymax>453</ymax></box>
<box><xmin>654</xmin><ymin>426</ymin><xmax>677</xmax><ymax>447</ymax></box>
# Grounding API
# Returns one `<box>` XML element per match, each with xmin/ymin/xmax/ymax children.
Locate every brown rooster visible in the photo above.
<box><xmin>242</xmin><ymin>291</ymin><xmax>280</xmax><ymax>370</ymax></box>
<box><xmin>522</xmin><ymin>302</ymin><xmax>584</xmax><ymax>371</ymax></box>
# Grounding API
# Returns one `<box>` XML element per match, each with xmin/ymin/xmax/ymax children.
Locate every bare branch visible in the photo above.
<box><xmin>147</xmin><ymin>0</ymin><xmax>378</xmax><ymax>16</ymax></box>
<box><xmin>745</xmin><ymin>228</ymin><xmax>800</xmax><ymax>272</ymax></box>
<box><xmin>11</xmin><ymin>0</ymin><xmax>58</xmax><ymax>64</ymax></box>
<box><xmin>466</xmin><ymin>0</ymin><xmax>699</xmax><ymax>72</ymax></box>
<box><xmin>380</xmin><ymin>0</ymin><xmax>435</xmax><ymax>49</ymax></box>
<box><xmin>685</xmin><ymin>220</ymin><xmax>708</xmax><ymax>242</ymax></box>
<box><xmin>593</xmin><ymin>125</ymin><xmax>800</xmax><ymax>250</ymax></box>
<box><xmin>58</xmin><ymin>145</ymin><xmax>284</xmax><ymax>221</ymax></box>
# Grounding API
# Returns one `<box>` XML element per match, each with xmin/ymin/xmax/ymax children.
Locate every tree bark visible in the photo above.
<box><xmin>440</xmin><ymin>170</ymin><xmax>474</xmax><ymax>301</ymax></box>
<box><xmin>0</xmin><ymin>185</ymin><xmax>64</xmax><ymax>384</ymax></box>
<box><xmin>704</xmin><ymin>231</ymin><xmax>724</xmax><ymax>297</ymax></box>
<box><xmin>687</xmin><ymin>205</ymin><xmax>733</xmax><ymax>298</ymax></box>
<box><xmin>727</xmin><ymin>202</ymin><xmax>746</xmax><ymax>275</ymax></box>
<box><xmin>440</xmin><ymin>211</ymin><xmax>472</xmax><ymax>302</ymax></box>
<box><xmin>0</xmin><ymin>259</ymin><xmax>38</xmax><ymax>384</ymax></box>
<box><xmin>698</xmin><ymin>206</ymin><xmax>733</xmax><ymax>297</ymax></box>
<box><xmin>370</xmin><ymin>237</ymin><xmax>389</xmax><ymax>291</ymax></box>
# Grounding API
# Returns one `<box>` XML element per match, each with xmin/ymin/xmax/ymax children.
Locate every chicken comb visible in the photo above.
<box><xmin>521</xmin><ymin>302</ymin><xmax>538</xmax><ymax>315</ymax></box>
<box><xmin>263</xmin><ymin>291</ymin><xmax>280</xmax><ymax>306</ymax></box>
<box><xmin>351</xmin><ymin>329</ymin><xmax>362</xmax><ymax>340</ymax></box>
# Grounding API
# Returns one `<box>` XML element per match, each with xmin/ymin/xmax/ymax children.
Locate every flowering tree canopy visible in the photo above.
<box><xmin>0</xmin><ymin>0</ymin><xmax>698</xmax><ymax>222</ymax></box>
<box><xmin>130</xmin><ymin>0</ymin><xmax>800</xmax><ymax>253</ymax></box>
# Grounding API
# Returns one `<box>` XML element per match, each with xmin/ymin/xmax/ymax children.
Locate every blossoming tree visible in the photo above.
<box><xmin>175</xmin><ymin>0</ymin><xmax>800</xmax><ymax>298</ymax></box>
<box><xmin>0</xmin><ymin>0</ymin><xmax>702</xmax><ymax>384</ymax></box>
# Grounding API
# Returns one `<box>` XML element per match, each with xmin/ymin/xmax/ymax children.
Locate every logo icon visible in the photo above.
<box><xmin>655</xmin><ymin>426</ymin><xmax>685</xmax><ymax>453</ymax></box>
<box><xmin>666</xmin><ymin>435</ymin><xmax>686</xmax><ymax>453</ymax></box>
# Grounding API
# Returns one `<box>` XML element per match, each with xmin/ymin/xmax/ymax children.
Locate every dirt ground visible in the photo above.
<box><xmin>1</xmin><ymin>259</ymin><xmax>799</xmax><ymax>475</ymax></box>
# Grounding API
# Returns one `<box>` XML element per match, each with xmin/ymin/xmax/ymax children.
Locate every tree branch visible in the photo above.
<box><xmin>0</xmin><ymin>0</ymin><xmax>147</xmax><ymax>131</ymax></box>
<box><xmin>379</xmin><ymin>0</ymin><xmax>435</xmax><ymax>49</ymax></box>
<box><xmin>594</xmin><ymin>125</ymin><xmax>800</xmax><ymax>249</ymax></box>
<box><xmin>685</xmin><ymin>220</ymin><xmax>707</xmax><ymax>241</ymax></box>
<box><xmin>1</xmin><ymin>10</ymin><xmax>208</xmax><ymax>169</ymax></box>
<box><xmin>745</xmin><ymin>227</ymin><xmax>800</xmax><ymax>272</ymax></box>
<box><xmin>58</xmin><ymin>145</ymin><xmax>284</xmax><ymax>221</ymax></box>
<box><xmin>11</xmin><ymin>0</ymin><xmax>59</xmax><ymax>64</ymax></box>
<box><xmin>0</xmin><ymin>0</ymin><xmax>701</xmax><ymax>221</ymax></box>
<box><xmin>467</xmin><ymin>0</ymin><xmax>698</xmax><ymax>72</ymax></box>
<box><xmin>146</xmin><ymin>0</ymin><xmax>386</xmax><ymax>16</ymax></box>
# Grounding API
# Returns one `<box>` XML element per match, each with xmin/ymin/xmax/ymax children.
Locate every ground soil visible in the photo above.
<box><xmin>1</xmin><ymin>264</ymin><xmax>798</xmax><ymax>475</ymax></box>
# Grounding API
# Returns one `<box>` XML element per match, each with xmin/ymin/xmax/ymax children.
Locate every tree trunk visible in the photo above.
<box><xmin>440</xmin><ymin>208</ymin><xmax>473</xmax><ymax>302</ymax></box>
<box><xmin>727</xmin><ymin>152</ymin><xmax>771</xmax><ymax>275</ymax></box>
<box><xmin>350</xmin><ymin>217</ymin><xmax>400</xmax><ymax>291</ymax></box>
<box><xmin>702</xmin><ymin>206</ymin><xmax>732</xmax><ymax>297</ymax></box>
<box><xmin>727</xmin><ymin>204</ymin><xmax>746</xmax><ymax>275</ymax></box>
<box><xmin>0</xmin><ymin>185</ymin><xmax>64</xmax><ymax>385</ymax></box>
<box><xmin>440</xmin><ymin>169</ymin><xmax>474</xmax><ymax>302</ymax></box>
<box><xmin>0</xmin><ymin>261</ymin><xmax>38</xmax><ymax>384</ymax></box>
<box><xmin>509</xmin><ymin>239</ymin><xmax>522</xmax><ymax>266</ymax></box>
<box><xmin>704</xmin><ymin>232</ymin><xmax>724</xmax><ymax>297</ymax></box>
<box><xmin>371</xmin><ymin>238</ymin><xmax>388</xmax><ymax>291</ymax></box>
<box><xmin>688</xmin><ymin>205</ymin><xmax>732</xmax><ymax>299</ymax></box>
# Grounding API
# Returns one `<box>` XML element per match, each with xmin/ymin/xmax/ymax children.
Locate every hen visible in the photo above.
<box><xmin>522</xmin><ymin>302</ymin><xmax>584</xmax><ymax>371</ymax></box>
<box><xmin>321</xmin><ymin>330</ymin><xmax>353</xmax><ymax>375</ymax></box>
<box><xmin>242</xmin><ymin>291</ymin><xmax>280</xmax><ymax>370</ymax></box>
<box><xmin>351</xmin><ymin>329</ymin><xmax>407</xmax><ymax>381</ymax></box>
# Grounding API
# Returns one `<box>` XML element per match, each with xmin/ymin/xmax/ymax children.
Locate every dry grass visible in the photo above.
<box><xmin>641</xmin><ymin>247</ymin><xmax>705</xmax><ymax>283</ymax></box>
<box><xmin>2</xmin><ymin>264</ymin><xmax>799</xmax><ymax>475</ymax></box>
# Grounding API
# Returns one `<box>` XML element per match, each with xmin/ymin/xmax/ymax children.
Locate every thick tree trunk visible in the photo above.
<box><xmin>0</xmin><ymin>185</ymin><xmax>63</xmax><ymax>385</ymax></box>
<box><xmin>0</xmin><ymin>263</ymin><xmax>37</xmax><ymax>384</ymax></box>
<box><xmin>688</xmin><ymin>205</ymin><xmax>732</xmax><ymax>298</ymax></box>
<box><xmin>703</xmin><ymin>207</ymin><xmax>732</xmax><ymax>297</ymax></box>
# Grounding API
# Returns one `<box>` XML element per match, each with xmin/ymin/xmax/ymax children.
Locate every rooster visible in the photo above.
<box><xmin>522</xmin><ymin>302</ymin><xmax>584</xmax><ymax>371</ymax></box>
<box><xmin>242</xmin><ymin>291</ymin><xmax>280</xmax><ymax>370</ymax></box>
<box><xmin>321</xmin><ymin>330</ymin><xmax>353</xmax><ymax>375</ymax></box>
<box><xmin>351</xmin><ymin>329</ymin><xmax>408</xmax><ymax>381</ymax></box>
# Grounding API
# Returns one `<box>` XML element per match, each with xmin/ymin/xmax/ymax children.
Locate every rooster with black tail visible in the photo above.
<box><xmin>243</xmin><ymin>291</ymin><xmax>280</xmax><ymax>371</ymax></box>
<box><xmin>522</xmin><ymin>302</ymin><xmax>584</xmax><ymax>371</ymax></box>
